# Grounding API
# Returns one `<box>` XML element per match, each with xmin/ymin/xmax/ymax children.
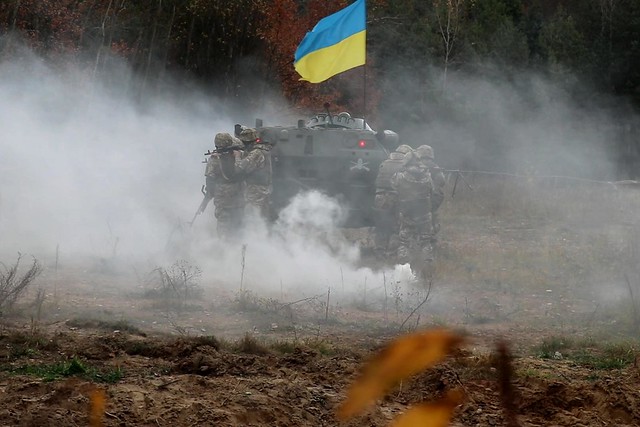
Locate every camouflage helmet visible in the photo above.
<box><xmin>214</xmin><ymin>132</ymin><xmax>234</xmax><ymax>148</ymax></box>
<box><xmin>416</xmin><ymin>144</ymin><xmax>434</xmax><ymax>160</ymax></box>
<box><xmin>395</xmin><ymin>144</ymin><xmax>413</xmax><ymax>154</ymax></box>
<box><xmin>239</xmin><ymin>127</ymin><xmax>258</xmax><ymax>143</ymax></box>
<box><xmin>401</xmin><ymin>150</ymin><xmax>419</xmax><ymax>167</ymax></box>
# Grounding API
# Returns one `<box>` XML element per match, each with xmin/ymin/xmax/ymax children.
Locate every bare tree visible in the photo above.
<box><xmin>10</xmin><ymin>0</ymin><xmax>21</xmax><ymax>33</ymax></box>
<box><xmin>600</xmin><ymin>0</ymin><xmax>616</xmax><ymax>51</ymax></box>
<box><xmin>0</xmin><ymin>254</ymin><xmax>43</xmax><ymax>314</ymax></box>
<box><xmin>93</xmin><ymin>0</ymin><xmax>114</xmax><ymax>78</ymax></box>
<box><xmin>1</xmin><ymin>0</ymin><xmax>22</xmax><ymax>57</ymax></box>
<box><xmin>433</xmin><ymin>0</ymin><xmax>464</xmax><ymax>92</ymax></box>
<box><xmin>141</xmin><ymin>0</ymin><xmax>163</xmax><ymax>94</ymax></box>
<box><xmin>599</xmin><ymin>0</ymin><xmax>617</xmax><ymax>82</ymax></box>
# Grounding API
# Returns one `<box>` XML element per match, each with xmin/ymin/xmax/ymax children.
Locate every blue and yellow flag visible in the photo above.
<box><xmin>294</xmin><ymin>0</ymin><xmax>366</xmax><ymax>83</ymax></box>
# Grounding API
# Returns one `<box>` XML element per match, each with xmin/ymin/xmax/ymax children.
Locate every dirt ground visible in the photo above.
<box><xmin>2</xmin><ymin>178</ymin><xmax>640</xmax><ymax>426</ymax></box>
<box><xmin>1</xmin><ymin>257</ymin><xmax>640</xmax><ymax>427</ymax></box>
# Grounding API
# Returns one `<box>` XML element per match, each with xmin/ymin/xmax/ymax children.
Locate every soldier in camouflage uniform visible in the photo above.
<box><xmin>391</xmin><ymin>146</ymin><xmax>434</xmax><ymax>281</ymax></box>
<box><xmin>373</xmin><ymin>144</ymin><xmax>414</xmax><ymax>259</ymax></box>
<box><xmin>234</xmin><ymin>128</ymin><xmax>272</xmax><ymax>221</ymax></box>
<box><xmin>416</xmin><ymin>145</ymin><xmax>446</xmax><ymax>239</ymax></box>
<box><xmin>204</xmin><ymin>133</ymin><xmax>245</xmax><ymax>240</ymax></box>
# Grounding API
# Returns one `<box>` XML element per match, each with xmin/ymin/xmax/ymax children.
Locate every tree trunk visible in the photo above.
<box><xmin>93</xmin><ymin>0</ymin><xmax>114</xmax><ymax>78</ymax></box>
<box><xmin>2</xmin><ymin>0</ymin><xmax>22</xmax><ymax>56</ymax></box>
<box><xmin>142</xmin><ymin>0</ymin><xmax>163</xmax><ymax>94</ymax></box>
<box><xmin>185</xmin><ymin>13</ymin><xmax>196</xmax><ymax>69</ymax></box>
<box><xmin>10</xmin><ymin>0</ymin><xmax>21</xmax><ymax>32</ymax></box>
<box><xmin>160</xmin><ymin>4</ymin><xmax>176</xmax><ymax>84</ymax></box>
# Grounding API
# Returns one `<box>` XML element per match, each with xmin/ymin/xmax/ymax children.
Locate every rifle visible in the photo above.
<box><xmin>189</xmin><ymin>185</ymin><xmax>213</xmax><ymax>227</ymax></box>
<box><xmin>205</xmin><ymin>146</ymin><xmax>244</xmax><ymax>156</ymax></box>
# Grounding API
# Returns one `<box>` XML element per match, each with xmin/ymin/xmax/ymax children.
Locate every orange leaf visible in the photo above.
<box><xmin>338</xmin><ymin>328</ymin><xmax>465</xmax><ymax>420</ymax></box>
<box><xmin>89</xmin><ymin>387</ymin><xmax>106</xmax><ymax>427</ymax></box>
<box><xmin>391</xmin><ymin>389</ymin><xmax>465</xmax><ymax>427</ymax></box>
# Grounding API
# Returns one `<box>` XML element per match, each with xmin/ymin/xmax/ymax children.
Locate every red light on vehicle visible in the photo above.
<box><xmin>256</xmin><ymin>137</ymin><xmax>262</xmax><ymax>144</ymax></box>
<box><xmin>358</xmin><ymin>140</ymin><xmax>367</xmax><ymax>148</ymax></box>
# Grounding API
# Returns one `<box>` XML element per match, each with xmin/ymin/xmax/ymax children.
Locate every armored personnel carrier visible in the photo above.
<box><xmin>238</xmin><ymin>110</ymin><xmax>399</xmax><ymax>227</ymax></box>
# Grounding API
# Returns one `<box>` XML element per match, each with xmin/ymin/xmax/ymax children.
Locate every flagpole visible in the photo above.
<box><xmin>363</xmin><ymin>0</ymin><xmax>367</xmax><ymax>130</ymax></box>
<box><xmin>363</xmin><ymin>63</ymin><xmax>367</xmax><ymax>130</ymax></box>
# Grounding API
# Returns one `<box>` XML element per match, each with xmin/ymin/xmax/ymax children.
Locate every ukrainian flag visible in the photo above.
<box><xmin>294</xmin><ymin>0</ymin><xmax>366</xmax><ymax>83</ymax></box>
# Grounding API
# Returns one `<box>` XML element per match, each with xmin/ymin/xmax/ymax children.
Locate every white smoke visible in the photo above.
<box><xmin>0</xmin><ymin>47</ymin><xmax>419</xmax><ymax>303</ymax></box>
<box><xmin>1</xmin><ymin>53</ymin><xmax>221</xmax><ymax>261</ymax></box>
<box><xmin>179</xmin><ymin>190</ymin><xmax>392</xmax><ymax>296</ymax></box>
<box><xmin>386</xmin><ymin>67</ymin><xmax>634</xmax><ymax>181</ymax></box>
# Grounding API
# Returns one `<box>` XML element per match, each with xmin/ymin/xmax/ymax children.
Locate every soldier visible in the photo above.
<box><xmin>391</xmin><ymin>148</ymin><xmax>434</xmax><ymax>282</ymax></box>
<box><xmin>373</xmin><ymin>144</ymin><xmax>414</xmax><ymax>260</ymax></box>
<box><xmin>416</xmin><ymin>145</ymin><xmax>446</xmax><ymax>238</ymax></box>
<box><xmin>234</xmin><ymin>127</ymin><xmax>272</xmax><ymax>222</ymax></box>
<box><xmin>204</xmin><ymin>133</ymin><xmax>245</xmax><ymax>240</ymax></box>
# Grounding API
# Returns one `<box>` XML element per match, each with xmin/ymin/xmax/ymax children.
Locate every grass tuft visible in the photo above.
<box><xmin>536</xmin><ymin>335</ymin><xmax>574</xmax><ymax>359</ymax></box>
<box><xmin>2</xmin><ymin>357</ymin><xmax>123</xmax><ymax>383</ymax></box>
<box><xmin>234</xmin><ymin>333</ymin><xmax>270</xmax><ymax>355</ymax></box>
<box><xmin>66</xmin><ymin>317</ymin><xmax>145</xmax><ymax>336</ymax></box>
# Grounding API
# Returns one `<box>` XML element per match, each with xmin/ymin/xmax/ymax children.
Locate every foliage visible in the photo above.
<box><xmin>90</xmin><ymin>387</ymin><xmax>106</xmax><ymax>427</ymax></box>
<box><xmin>536</xmin><ymin>335</ymin><xmax>637</xmax><ymax>370</ymax></box>
<box><xmin>338</xmin><ymin>328</ymin><xmax>465</xmax><ymax>422</ymax></box>
<box><xmin>259</xmin><ymin>0</ymin><xmax>381</xmax><ymax>116</ymax></box>
<box><xmin>2</xmin><ymin>330</ymin><xmax>59</xmax><ymax>360</ymax></box>
<box><xmin>235</xmin><ymin>332</ymin><xmax>270</xmax><ymax>355</ymax></box>
<box><xmin>571</xmin><ymin>344</ymin><xmax>636</xmax><ymax>370</ymax></box>
<box><xmin>536</xmin><ymin>335</ymin><xmax>573</xmax><ymax>358</ymax></box>
<box><xmin>390</xmin><ymin>390</ymin><xmax>465</xmax><ymax>427</ymax></box>
<box><xmin>3</xmin><ymin>357</ymin><xmax>123</xmax><ymax>383</ymax></box>
<box><xmin>0</xmin><ymin>0</ymin><xmax>83</xmax><ymax>56</ymax></box>
<box><xmin>2</xmin><ymin>0</ymin><xmax>640</xmax><ymax>168</ymax></box>
<box><xmin>337</xmin><ymin>329</ymin><xmax>529</xmax><ymax>426</ymax></box>
<box><xmin>0</xmin><ymin>0</ymin><xmax>638</xmax><ymax>105</ymax></box>
<box><xmin>538</xmin><ymin>7</ymin><xmax>587</xmax><ymax>72</ymax></box>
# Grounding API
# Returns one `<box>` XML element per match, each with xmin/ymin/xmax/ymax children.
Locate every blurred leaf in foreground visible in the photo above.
<box><xmin>338</xmin><ymin>328</ymin><xmax>465</xmax><ymax>419</ymax></box>
<box><xmin>90</xmin><ymin>387</ymin><xmax>106</xmax><ymax>427</ymax></box>
<box><xmin>390</xmin><ymin>389</ymin><xmax>465</xmax><ymax>427</ymax></box>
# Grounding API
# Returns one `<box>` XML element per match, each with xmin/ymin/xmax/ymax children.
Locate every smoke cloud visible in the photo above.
<box><xmin>379</xmin><ymin>66</ymin><xmax>636</xmax><ymax>181</ymax></box>
<box><xmin>2</xmin><ymin>60</ymin><xmax>204</xmax><ymax>258</ymax></box>
<box><xmin>3</xmin><ymin>42</ymin><xmax>636</xmax><ymax>313</ymax></box>
<box><xmin>0</xmin><ymin>45</ymin><xmax>415</xmax><ymax>303</ymax></box>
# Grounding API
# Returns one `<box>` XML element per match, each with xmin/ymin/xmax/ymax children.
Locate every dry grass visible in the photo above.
<box><xmin>0</xmin><ymin>254</ymin><xmax>42</xmax><ymax>315</ymax></box>
<box><xmin>436</xmin><ymin>173</ymin><xmax>640</xmax><ymax>290</ymax></box>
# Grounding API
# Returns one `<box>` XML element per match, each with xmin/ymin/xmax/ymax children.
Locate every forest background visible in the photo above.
<box><xmin>1</xmin><ymin>0</ymin><xmax>639</xmax><ymax>178</ymax></box>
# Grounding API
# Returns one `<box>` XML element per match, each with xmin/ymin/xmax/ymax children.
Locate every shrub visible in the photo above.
<box><xmin>0</xmin><ymin>254</ymin><xmax>42</xmax><ymax>315</ymax></box>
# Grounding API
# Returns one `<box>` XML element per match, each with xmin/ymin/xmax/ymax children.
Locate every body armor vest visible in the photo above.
<box><xmin>209</xmin><ymin>154</ymin><xmax>239</xmax><ymax>182</ymax></box>
<box><xmin>245</xmin><ymin>147</ymin><xmax>272</xmax><ymax>187</ymax></box>
<box><xmin>394</xmin><ymin>167</ymin><xmax>432</xmax><ymax>218</ymax></box>
<box><xmin>375</xmin><ymin>152</ymin><xmax>406</xmax><ymax>190</ymax></box>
